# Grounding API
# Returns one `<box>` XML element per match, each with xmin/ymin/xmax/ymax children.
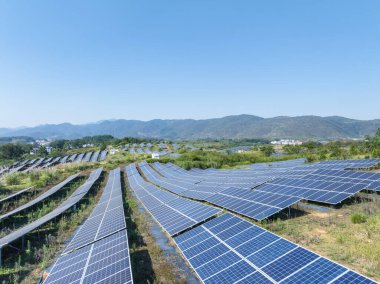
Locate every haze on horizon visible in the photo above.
<box><xmin>1</xmin><ymin>1</ymin><xmax>379</xmax><ymax>128</ymax></box>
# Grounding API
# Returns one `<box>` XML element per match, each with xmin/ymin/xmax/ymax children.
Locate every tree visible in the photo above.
<box><xmin>0</xmin><ymin>144</ymin><xmax>28</xmax><ymax>160</ymax></box>
<box><xmin>349</xmin><ymin>144</ymin><xmax>358</xmax><ymax>156</ymax></box>
<box><xmin>38</xmin><ymin>146</ymin><xmax>48</xmax><ymax>156</ymax></box>
<box><xmin>49</xmin><ymin>139</ymin><xmax>67</xmax><ymax>149</ymax></box>
<box><xmin>260</xmin><ymin>145</ymin><xmax>275</xmax><ymax>157</ymax></box>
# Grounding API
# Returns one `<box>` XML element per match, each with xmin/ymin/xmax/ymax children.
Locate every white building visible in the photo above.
<box><xmin>110</xmin><ymin>149</ymin><xmax>119</xmax><ymax>155</ymax></box>
<box><xmin>270</xmin><ymin>139</ymin><xmax>303</xmax><ymax>146</ymax></box>
<box><xmin>152</xmin><ymin>152</ymin><xmax>161</xmax><ymax>159</ymax></box>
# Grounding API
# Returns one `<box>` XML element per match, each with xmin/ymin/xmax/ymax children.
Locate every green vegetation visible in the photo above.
<box><xmin>1</xmin><ymin>166</ymin><xmax>80</xmax><ymax>192</ymax></box>
<box><xmin>283</xmin><ymin>128</ymin><xmax>380</xmax><ymax>162</ymax></box>
<box><xmin>0</xmin><ymin>144</ymin><xmax>32</xmax><ymax>162</ymax></box>
<box><xmin>147</xmin><ymin>149</ymin><xmax>298</xmax><ymax>170</ymax></box>
<box><xmin>351</xmin><ymin>212</ymin><xmax>368</xmax><ymax>224</ymax></box>
<box><xmin>187</xmin><ymin>138</ymin><xmax>268</xmax><ymax>150</ymax></box>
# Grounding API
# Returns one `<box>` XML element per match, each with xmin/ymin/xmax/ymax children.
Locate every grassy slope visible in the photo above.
<box><xmin>262</xmin><ymin>200</ymin><xmax>380</xmax><ymax>282</ymax></box>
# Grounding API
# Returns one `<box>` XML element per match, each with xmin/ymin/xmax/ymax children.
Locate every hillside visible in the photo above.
<box><xmin>0</xmin><ymin>115</ymin><xmax>379</xmax><ymax>140</ymax></box>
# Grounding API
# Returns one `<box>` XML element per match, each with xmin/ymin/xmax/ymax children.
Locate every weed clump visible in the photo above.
<box><xmin>351</xmin><ymin>212</ymin><xmax>368</xmax><ymax>224</ymax></box>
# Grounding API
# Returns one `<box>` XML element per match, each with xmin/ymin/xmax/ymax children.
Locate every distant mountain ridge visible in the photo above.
<box><xmin>0</xmin><ymin>115</ymin><xmax>379</xmax><ymax>140</ymax></box>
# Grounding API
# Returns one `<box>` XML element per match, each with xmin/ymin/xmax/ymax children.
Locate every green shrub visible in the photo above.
<box><xmin>5</xmin><ymin>174</ymin><xmax>20</xmax><ymax>186</ymax></box>
<box><xmin>351</xmin><ymin>212</ymin><xmax>368</xmax><ymax>224</ymax></box>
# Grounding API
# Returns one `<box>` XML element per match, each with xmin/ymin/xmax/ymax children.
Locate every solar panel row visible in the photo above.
<box><xmin>0</xmin><ymin>173</ymin><xmax>80</xmax><ymax>222</ymax></box>
<box><xmin>99</xmin><ymin>150</ymin><xmax>108</xmax><ymax>161</ymax></box>
<box><xmin>151</xmin><ymin>161</ymin><xmax>380</xmax><ymax>211</ymax></box>
<box><xmin>91</xmin><ymin>150</ymin><xmax>101</xmax><ymax>162</ymax></box>
<box><xmin>83</xmin><ymin>151</ymin><xmax>93</xmax><ymax>163</ymax></box>
<box><xmin>0</xmin><ymin>186</ymin><xmax>34</xmax><ymax>205</ymax></box>
<box><xmin>43</xmin><ymin>168</ymin><xmax>133</xmax><ymax>284</ymax></box>
<box><xmin>126</xmin><ymin>164</ymin><xmax>221</xmax><ymax>236</ymax></box>
<box><xmin>63</xmin><ymin>168</ymin><xmax>126</xmax><ymax>253</ymax></box>
<box><xmin>174</xmin><ymin>213</ymin><xmax>377</xmax><ymax>284</ymax></box>
<box><xmin>10</xmin><ymin>151</ymin><xmax>108</xmax><ymax>173</ymax></box>
<box><xmin>0</xmin><ymin>169</ymin><xmax>102</xmax><ymax>254</ymax></box>
<box><xmin>140</xmin><ymin>162</ymin><xmax>301</xmax><ymax>220</ymax></box>
<box><xmin>44</xmin><ymin>230</ymin><xmax>132</xmax><ymax>284</ymax></box>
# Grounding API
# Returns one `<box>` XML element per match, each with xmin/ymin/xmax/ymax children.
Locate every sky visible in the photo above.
<box><xmin>0</xmin><ymin>0</ymin><xmax>379</xmax><ymax>128</ymax></box>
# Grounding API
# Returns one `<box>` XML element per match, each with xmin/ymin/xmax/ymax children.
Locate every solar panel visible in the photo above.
<box><xmin>43</xmin><ymin>230</ymin><xmax>132</xmax><ymax>284</ymax></box>
<box><xmin>205</xmin><ymin>187</ymin><xmax>301</xmax><ymax>221</ymax></box>
<box><xmin>60</xmin><ymin>156</ymin><xmax>69</xmax><ymax>163</ymax></box>
<box><xmin>368</xmin><ymin>181</ymin><xmax>380</xmax><ymax>191</ymax></box>
<box><xmin>75</xmin><ymin>153</ymin><xmax>85</xmax><ymax>163</ymax></box>
<box><xmin>68</xmin><ymin>154</ymin><xmax>78</xmax><ymax>162</ymax></box>
<box><xmin>63</xmin><ymin>168</ymin><xmax>125</xmax><ymax>253</ymax></box>
<box><xmin>174</xmin><ymin>213</ymin><xmax>377</xmax><ymax>284</ymax></box>
<box><xmin>91</xmin><ymin>150</ymin><xmax>101</xmax><ymax>162</ymax></box>
<box><xmin>99</xmin><ymin>150</ymin><xmax>108</xmax><ymax>161</ymax></box>
<box><xmin>0</xmin><ymin>186</ymin><xmax>34</xmax><ymax>204</ymax></box>
<box><xmin>255</xmin><ymin>175</ymin><xmax>371</xmax><ymax>204</ymax></box>
<box><xmin>83</xmin><ymin>152</ymin><xmax>93</xmax><ymax>162</ymax></box>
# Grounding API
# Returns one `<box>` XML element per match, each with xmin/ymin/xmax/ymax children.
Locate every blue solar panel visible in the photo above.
<box><xmin>126</xmin><ymin>164</ymin><xmax>221</xmax><ymax>236</ymax></box>
<box><xmin>64</xmin><ymin>168</ymin><xmax>126</xmax><ymax>253</ymax></box>
<box><xmin>174</xmin><ymin>213</ymin><xmax>377</xmax><ymax>284</ymax></box>
<box><xmin>331</xmin><ymin>271</ymin><xmax>378</xmax><ymax>284</ymax></box>
<box><xmin>204</xmin><ymin>260</ymin><xmax>255</xmax><ymax>284</ymax></box>
<box><xmin>261</xmin><ymin>247</ymin><xmax>319</xmax><ymax>282</ymax></box>
<box><xmin>281</xmin><ymin>257</ymin><xmax>347</xmax><ymax>284</ymax></box>
<box><xmin>247</xmin><ymin>238</ymin><xmax>296</xmax><ymax>268</ymax></box>
<box><xmin>44</xmin><ymin>230</ymin><xmax>132</xmax><ymax>284</ymax></box>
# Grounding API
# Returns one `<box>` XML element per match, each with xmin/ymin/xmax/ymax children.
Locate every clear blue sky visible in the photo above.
<box><xmin>0</xmin><ymin>0</ymin><xmax>379</xmax><ymax>128</ymax></box>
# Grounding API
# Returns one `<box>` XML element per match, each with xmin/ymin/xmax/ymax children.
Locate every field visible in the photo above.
<box><xmin>0</xmin><ymin>138</ymin><xmax>380</xmax><ymax>283</ymax></box>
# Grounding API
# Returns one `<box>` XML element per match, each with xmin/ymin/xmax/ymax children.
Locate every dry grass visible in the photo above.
<box><xmin>262</xmin><ymin>199</ymin><xmax>380</xmax><ymax>282</ymax></box>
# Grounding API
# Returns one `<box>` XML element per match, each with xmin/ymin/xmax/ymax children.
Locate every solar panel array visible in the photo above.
<box><xmin>0</xmin><ymin>169</ymin><xmax>102</xmax><ymax>251</ymax></box>
<box><xmin>0</xmin><ymin>173</ymin><xmax>80</xmax><ymax>221</ymax></box>
<box><xmin>44</xmin><ymin>231</ymin><xmax>132</xmax><ymax>284</ymax></box>
<box><xmin>302</xmin><ymin>169</ymin><xmax>380</xmax><ymax>192</ymax></box>
<box><xmin>126</xmin><ymin>164</ymin><xmax>221</xmax><ymax>236</ymax></box>
<box><xmin>174</xmin><ymin>213</ymin><xmax>377</xmax><ymax>284</ymax></box>
<box><xmin>147</xmin><ymin>159</ymin><xmax>380</xmax><ymax>214</ymax></box>
<box><xmin>139</xmin><ymin>162</ymin><xmax>302</xmax><ymax>220</ymax></box>
<box><xmin>63</xmin><ymin>168</ymin><xmax>126</xmax><ymax>253</ymax></box>
<box><xmin>1</xmin><ymin>151</ymin><xmax>108</xmax><ymax>174</ymax></box>
<box><xmin>43</xmin><ymin>168</ymin><xmax>133</xmax><ymax>284</ymax></box>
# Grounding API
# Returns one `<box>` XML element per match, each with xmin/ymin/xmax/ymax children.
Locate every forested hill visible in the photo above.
<box><xmin>1</xmin><ymin>115</ymin><xmax>379</xmax><ymax>140</ymax></box>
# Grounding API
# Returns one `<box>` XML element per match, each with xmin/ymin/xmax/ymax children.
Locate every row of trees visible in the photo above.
<box><xmin>0</xmin><ymin>143</ymin><xmax>32</xmax><ymax>160</ymax></box>
<box><xmin>282</xmin><ymin>128</ymin><xmax>380</xmax><ymax>161</ymax></box>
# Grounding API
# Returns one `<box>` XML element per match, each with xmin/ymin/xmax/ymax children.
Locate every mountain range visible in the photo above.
<box><xmin>0</xmin><ymin>115</ymin><xmax>379</xmax><ymax>140</ymax></box>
